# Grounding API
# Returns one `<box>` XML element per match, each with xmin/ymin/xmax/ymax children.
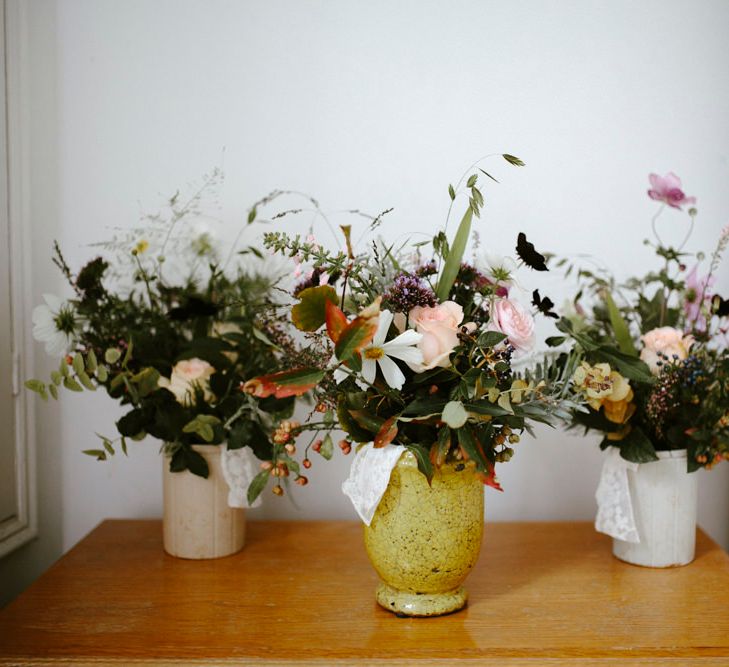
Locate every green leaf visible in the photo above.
<box><xmin>96</xmin><ymin>365</ymin><xmax>109</xmax><ymax>383</ymax></box>
<box><xmin>477</xmin><ymin>331</ymin><xmax>507</xmax><ymax>348</ymax></box>
<box><xmin>604</xmin><ymin>291</ymin><xmax>638</xmax><ymax>356</ymax></box>
<box><xmin>72</xmin><ymin>353</ymin><xmax>85</xmax><ymax>375</ymax></box>
<box><xmin>247</xmin><ymin>470</ymin><xmax>270</xmax><ymax>505</ymax></box>
<box><xmin>464</xmin><ymin>401</ymin><xmax>512</xmax><ymax>417</ymax></box>
<box><xmin>105</xmin><ymin>348</ymin><xmax>121</xmax><ymax>364</ymax></box>
<box><xmin>78</xmin><ymin>372</ymin><xmax>96</xmax><ymax>391</ymax></box>
<box><xmin>130</xmin><ymin>367</ymin><xmax>160</xmax><ymax>397</ymax></box>
<box><xmin>442</xmin><ymin>401</ymin><xmax>468</xmax><ymax>429</ymax></box>
<box><xmin>102</xmin><ymin>439</ymin><xmax>114</xmax><ymax>455</ymax></box>
<box><xmin>594</xmin><ymin>346</ymin><xmax>654</xmax><ymax>383</ymax></box>
<box><xmin>122</xmin><ymin>340</ymin><xmax>133</xmax><ymax>367</ymax></box>
<box><xmin>402</xmin><ymin>396</ymin><xmax>448</xmax><ymax>418</ymax></box>
<box><xmin>82</xmin><ymin>449</ymin><xmax>107</xmax><ymax>461</ymax></box>
<box><xmin>478</xmin><ymin>167</ymin><xmax>499</xmax><ymax>183</ymax></box>
<box><xmin>405</xmin><ymin>444</ymin><xmax>433</xmax><ymax>483</ymax></box>
<box><xmin>334</xmin><ymin>318</ymin><xmax>377</xmax><ymax>364</ymax></box>
<box><xmin>25</xmin><ymin>379</ymin><xmax>47</xmax><ymax>397</ymax></box>
<box><xmin>63</xmin><ymin>376</ymin><xmax>83</xmax><ymax>392</ymax></box>
<box><xmin>50</xmin><ymin>371</ymin><xmax>62</xmax><ymax>386</ymax></box>
<box><xmin>291</xmin><ymin>285</ymin><xmax>339</xmax><ymax>332</ymax></box>
<box><xmin>86</xmin><ymin>349</ymin><xmax>98</xmax><ymax>374</ymax></box>
<box><xmin>120</xmin><ymin>437</ymin><xmax>128</xmax><ymax>456</ymax></box>
<box><xmin>182</xmin><ymin>415</ymin><xmax>222</xmax><ymax>443</ymax></box>
<box><xmin>252</xmin><ymin>327</ymin><xmax>281</xmax><ymax>350</ymax></box>
<box><xmin>247</xmin><ymin>206</ymin><xmax>257</xmax><ymax>224</ymax></box>
<box><xmin>337</xmin><ymin>397</ymin><xmax>373</xmax><ymax>442</ymax></box>
<box><xmin>457</xmin><ymin>426</ymin><xmax>485</xmax><ymax>468</ymax></box>
<box><xmin>502</xmin><ymin>153</ymin><xmax>525</xmax><ymax>166</ymax></box>
<box><xmin>497</xmin><ymin>393</ymin><xmax>512</xmax><ymax>412</ymax></box>
<box><xmin>348</xmin><ymin>409</ymin><xmax>384</xmax><ymax>433</ymax></box>
<box><xmin>448</xmin><ymin>184</ymin><xmax>456</xmax><ymax>201</ymax></box>
<box><xmin>185</xmin><ymin>447</ymin><xmax>210</xmax><ymax>478</ymax></box>
<box><xmin>618</xmin><ymin>428</ymin><xmax>659</xmax><ymax>464</ymax></box>
<box><xmin>431</xmin><ymin>426</ymin><xmax>451</xmax><ymax>467</ymax></box>
<box><xmin>319</xmin><ymin>433</ymin><xmax>334</xmax><ymax>460</ymax></box>
<box><xmin>59</xmin><ymin>358</ymin><xmax>70</xmax><ymax>377</ymax></box>
<box><xmin>545</xmin><ymin>336</ymin><xmax>567</xmax><ymax>347</ymax></box>
<box><xmin>48</xmin><ymin>383</ymin><xmax>58</xmax><ymax>400</ymax></box>
<box><xmin>436</xmin><ymin>206</ymin><xmax>473</xmax><ymax>302</ymax></box>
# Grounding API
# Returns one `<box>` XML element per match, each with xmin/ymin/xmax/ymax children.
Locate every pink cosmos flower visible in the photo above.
<box><xmin>647</xmin><ymin>172</ymin><xmax>696</xmax><ymax>210</ymax></box>
<box><xmin>683</xmin><ymin>264</ymin><xmax>715</xmax><ymax>332</ymax></box>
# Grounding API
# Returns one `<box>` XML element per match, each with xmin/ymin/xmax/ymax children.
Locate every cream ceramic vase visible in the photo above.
<box><xmin>612</xmin><ymin>449</ymin><xmax>697</xmax><ymax>568</ymax></box>
<box><xmin>163</xmin><ymin>444</ymin><xmax>246</xmax><ymax>559</ymax></box>
<box><xmin>364</xmin><ymin>451</ymin><xmax>484</xmax><ymax>617</ymax></box>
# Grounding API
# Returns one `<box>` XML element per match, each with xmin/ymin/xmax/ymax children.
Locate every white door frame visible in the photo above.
<box><xmin>0</xmin><ymin>0</ymin><xmax>38</xmax><ymax>557</ymax></box>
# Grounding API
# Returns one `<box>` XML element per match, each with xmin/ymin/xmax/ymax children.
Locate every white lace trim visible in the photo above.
<box><xmin>595</xmin><ymin>447</ymin><xmax>639</xmax><ymax>543</ymax></box>
<box><xmin>342</xmin><ymin>443</ymin><xmax>405</xmax><ymax>525</ymax></box>
<box><xmin>221</xmin><ymin>447</ymin><xmax>263</xmax><ymax>509</ymax></box>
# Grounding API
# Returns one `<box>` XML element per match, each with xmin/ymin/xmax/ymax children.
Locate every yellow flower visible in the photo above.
<box><xmin>573</xmin><ymin>361</ymin><xmax>635</xmax><ymax>427</ymax></box>
<box><xmin>134</xmin><ymin>239</ymin><xmax>149</xmax><ymax>254</ymax></box>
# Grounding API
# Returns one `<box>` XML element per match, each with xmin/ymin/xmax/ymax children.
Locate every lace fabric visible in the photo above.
<box><xmin>221</xmin><ymin>447</ymin><xmax>263</xmax><ymax>509</ymax></box>
<box><xmin>594</xmin><ymin>447</ymin><xmax>640</xmax><ymax>543</ymax></box>
<box><xmin>342</xmin><ymin>443</ymin><xmax>406</xmax><ymax>525</ymax></box>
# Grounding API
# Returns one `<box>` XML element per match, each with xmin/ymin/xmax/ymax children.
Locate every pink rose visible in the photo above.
<box><xmin>640</xmin><ymin>327</ymin><xmax>693</xmax><ymax>375</ymax></box>
<box><xmin>407</xmin><ymin>301</ymin><xmax>468</xmax><ymax>371</ymax></box>
<box><xmin>487</xmin><ymin>299</ymin><xmax>535</xmax><ymax>354</ymax></box>
<box><xmin>647</xmin><ymin>172</ymin><xmax>696</xmax><ymax>210</ymax></box>
<box><xmin>158</xmin><ymin>357</ymin><xmax>215</xmax><ymax>405</ymax></box>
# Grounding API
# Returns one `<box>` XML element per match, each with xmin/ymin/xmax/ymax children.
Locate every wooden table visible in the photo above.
<box><xmin>1</xmin><ymin>520</ymin><xmax>728</xmax><ymax>666</ymax></box>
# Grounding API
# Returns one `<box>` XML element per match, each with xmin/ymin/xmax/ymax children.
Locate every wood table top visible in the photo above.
<box><xmin>1</xmin><ymin>520</ymin><xmax>728</xmax><ymax>666</ymax></box>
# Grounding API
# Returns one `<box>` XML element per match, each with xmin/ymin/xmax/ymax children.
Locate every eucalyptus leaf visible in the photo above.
<box><xmin>72</xmin><ymin>353</ymin><xmax>85</xmax><ymax>375</ymax></box>
<box><xmin>105</xmin><ymin>348</ymin><xmax>121</xmax><ymax>364</ymax></box>
<box><xmin>441</xmin><ymin>401</ymin><xmax>468</xmax><ymax>429</ymax></box>
<box><xmin>63</xmin><ymin>376</ymin><xmax>83</xmax><ymax>392</ymax></box>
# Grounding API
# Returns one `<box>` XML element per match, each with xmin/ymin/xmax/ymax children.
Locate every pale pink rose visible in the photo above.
<box><xmin>158</xmin><ymin>357</ymin><xmax>215</xmax><ymax>405</ymax></box>
<box><xmin>407</xmin><ymin>301</ymin><xmax>468</xmax><ymax>371</ymax></box>
<box><xmin>640</xmin><ymin>327</ymin><xmax>694</xmax><ymax>375</ymax></box>
<box><xmin>487</xmin><ymin>299</ymin><xmax>535</xmax><ymax>354</ymax></box>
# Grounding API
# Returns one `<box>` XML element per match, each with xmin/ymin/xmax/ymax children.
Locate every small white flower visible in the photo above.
<box><xmin>334</xmin><ymin>310</ymin><xmax>423</xmax><ymax>390</ymax></box>
<box><xmin>482</xmin><ymin>253</ymin><xmax>518</xmax><ymax>287</ymax></box>
<box><xmin>32</xmin><ymin>294</ymin><xmax>82</xmax><ymax>357</ymax></box>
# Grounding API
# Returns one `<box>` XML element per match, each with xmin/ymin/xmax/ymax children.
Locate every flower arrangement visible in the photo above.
<box><xmin>555</xmin><ymin>172</ymin><xmax>729</xmax><ymax>470</ymax></box>
<box><xmin>26</xmin><ymin>172</ymin><xmax>297</xmax><ymax>478</ymax></box>
<box><xmin>243</xmin><ymin>155</ymin><xmax>580</xmax><ymax>501</ymax></box>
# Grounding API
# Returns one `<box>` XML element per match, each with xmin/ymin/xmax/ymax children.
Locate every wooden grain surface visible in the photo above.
<box><xmin>1</xmin><ymin>520</ymin><xmax>729</xmax><ymax>666</ymax></box>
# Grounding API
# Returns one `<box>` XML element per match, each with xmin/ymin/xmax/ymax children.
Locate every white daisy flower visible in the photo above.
<box><xmin>32</xmin><ymin>294</ymin><xmax>82</xmax><ymax>357</ymax></box>
<box><xmin>334</xmin><ymin>310</ymin><xmax>423</xmax><ymax>390</ymax></box>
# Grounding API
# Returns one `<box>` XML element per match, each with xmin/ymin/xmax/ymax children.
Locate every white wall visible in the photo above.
<box><xmin>3</xmin><ymin>0</ymin><xmax>729</xmax><ymax>603</ymax></box>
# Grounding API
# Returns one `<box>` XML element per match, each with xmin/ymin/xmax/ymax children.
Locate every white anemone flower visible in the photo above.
<box><xmin>335</xmin><ymin>310</ymin><xmax>423</xmax><ymax>390</ymax></box>
<box><xmin>482</xmin><ymin>253</ymin><xmax>519</xmax><ymax>287</ymax></box>
<box><xmin>32</xmin><ymin>294</ymin><xmax>82</xmax><ymax>357</ymax></box>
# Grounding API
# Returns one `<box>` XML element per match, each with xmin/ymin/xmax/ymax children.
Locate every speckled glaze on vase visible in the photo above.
<box><xmin>163</xmin><ymin>444</ymin><xmax>246</xmax><ymax>559</ymax></box>
<box><xmin>364</xmin><ymin>451</ymin><xmax>484</xmax><ymax>617</ymax></box>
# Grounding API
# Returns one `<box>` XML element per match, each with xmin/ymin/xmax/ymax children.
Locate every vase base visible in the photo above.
<box><xmin>375</xmin><ymin>583</ymin><xmax>467</xmax><ymax>617</ymax></box>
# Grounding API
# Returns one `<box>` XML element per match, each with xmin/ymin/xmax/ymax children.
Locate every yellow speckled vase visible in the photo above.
<box><xmin>364</xmin><ymin>451</ymin><xmax>484</xmax><ymax>617</ymax></box>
